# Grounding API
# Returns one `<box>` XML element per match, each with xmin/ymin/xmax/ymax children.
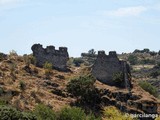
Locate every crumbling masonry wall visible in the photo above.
<box><xmin>31</xmin><ymin>44</ymin><xmax>69</xmax><ymax>71</ymax></box>
<box><xmin>92</xmin><ymin>51</ymin><xmax>131</xmax><ymax>87</ymax></box>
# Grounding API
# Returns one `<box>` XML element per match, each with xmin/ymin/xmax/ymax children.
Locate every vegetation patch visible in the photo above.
<box><xmin>138</xmin><ymin>81</ymin><xmax>158</xmax><ymax>97</ymax></box>
<box><xmin>67</xmin><ymin>74</ymin><xmax>101</xmax><ymax>105</ymax></box>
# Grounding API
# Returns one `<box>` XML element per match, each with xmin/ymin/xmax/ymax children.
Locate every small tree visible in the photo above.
<box><xmin>143</xmin><ymin>48</ymin><xmax>150</xmax><ymax>53</ymax></box>
<box><xmin>88</xmin><ymin>49</ymin><xmax>96</xmax><ymax>55</ymax></box>
<box><xmin>128</xmin><ymin>55</ymin><xmax>138</xmax><ymax>65</ymax></box>
<box><xmin>67</xmin><ymin>75</ymin><xmax>100</xmax><ymax>104</ymax></box>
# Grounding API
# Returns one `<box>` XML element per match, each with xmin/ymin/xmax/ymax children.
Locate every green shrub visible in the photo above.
<box><xmin>23</xmin><ymin>54</ymin><xmax>37</xmax><ymax>67</ymax></box>
<box><xmin>103</xmin><ymin>106</ymin><xmax>133</xmax><ymax>120</ymax></box>
<box><xmin>128</xmin><ymin>55</ymin><xmax>138</xmax><ymax>65</ymax></box>
<box><xmin>33</xmin><ymin>104</ymin><xmax>56</xmax><ymax>120</ymax></box>
<box><xmin>150</xmin><ymin>51</ymin><xmax>157</xmax><ymax>56</ymax></box>
<box><xmin>0</xmin><ymin>105</ymin><xmax>37</xmax><ymax>120</ymax></box>
<box><xmin>21</xmin><ymin>112</ymin><xmax>37</xmax><ymax>120</ymax></box>
<box><xmin>0</xmin><ymin>105</ymin><xmax>21</xmax><ymax>120</ymax></box>
<box><xmin>23</xmin><ymin>55</ymin><xmax>31</xmax><ymax>67</ymax></box>
<box><xmin>19</xmin><ymin>81</ymin><xmax>26</xmax><ymax>91</ymax></box>
<box><xmin>30</xmin><ymin>55</ymin><xmax>36</xmax><ymax>65</ymax></box>
<box><xmin>58</xmin><ymin>106</ymin><xmax>86</xmax><ymax>120</ymax></box>
<box><xmin>112</xmin><ymin>72</ymin><xmax>123</xmax><ymax>84</ymax></box>
<box><xmin>67</xmin><ymin>75</ymin><xmax>95</xmax><ymax>97</ymax></box>
<box><xmin>43</xmin><ymin>62</ymin><xmax>52</xmax><ymax>70</ymax></box>
<box><xmin>0</xmin><ymin>100</ymin><xmax>7</xmax><ymax>106</ymax></box>
<box><xmin>86</xmin><ymin>113</ymin><xmax>101</xmax><ymax>120</ymax></box>
<box><xmin>67</xmin><ymin>75</ymin><xmax>100</xmax><ymax>104</ymax></box>
<box><xmin>139</xmin><ymin>59</ymin><xmax>155</xmax><ymax>65</ymax></box>
<box><xmin>139</xmin><ymin>81</ymin><xmax>158</xmax><ymax>97</ymax></box>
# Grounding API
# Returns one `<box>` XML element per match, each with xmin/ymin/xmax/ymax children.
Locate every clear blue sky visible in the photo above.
<box><xmin>0</xmin><ymin>0</ymin><xmax>160</xmax><ymax>57</ymax></box>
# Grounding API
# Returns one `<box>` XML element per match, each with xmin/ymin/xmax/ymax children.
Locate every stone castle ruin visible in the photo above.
<box><xmin>31</xmin><ymin>44</ymin><xmax>69</xmax><ymax>71</ymax></box>
<box><xmin>92</xmin><ymin>51</ymin><xmax>131</xmax><ymax>88</ymax></box>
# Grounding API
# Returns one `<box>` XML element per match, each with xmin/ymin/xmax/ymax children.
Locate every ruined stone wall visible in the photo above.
<box><xmin>31</xmin><ymin>44</ymin><xmax>69</xmax><ymax>71</ymax></box>
<box><xmin>92</xmin><ymin>51</ymin><xmax>131</xmax><ymax>87</ymax></box>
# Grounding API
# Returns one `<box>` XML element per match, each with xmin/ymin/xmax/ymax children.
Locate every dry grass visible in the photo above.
<box><xmin>132</xmin><ymin>65</ymin><xmax>154</xmax><ymax>70</ymax></box>
<box><xmin>0</xmin><ymin>54</ymin><xmax>76</xmax><ymax>111</ymax></box>
<box><xmin>0</xmin><ymin>54</ymin><xmax>159</xmax><ymax>115</ymax></box>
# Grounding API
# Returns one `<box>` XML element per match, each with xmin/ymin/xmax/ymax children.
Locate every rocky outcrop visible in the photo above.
<box><xmin>31</xmin><ymin>44</ymin><xmax>69</xmax><ymax>71</ymax></box>
<box><xmin>101</xmin><ymin>89</ymin><xmax>159</xmax><ymax>114</ymax></box>
<box><xmin>92</xmin><ymin>51</ymin><xmax>131</xmax><ymax>88</ymax></box>
<box><xmin>95</xmin><ymin>81</ymin><xmax>160</xmax><ymax>119</ymax></box>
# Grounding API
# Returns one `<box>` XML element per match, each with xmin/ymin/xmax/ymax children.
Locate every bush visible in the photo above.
<box><xmin>29</xmin><ymin>55</ymin><xmax>36</xmax><ymax>65</ymax></box>
<box><xmin>19</xmin><ymin>81</ymin><xmax>26</xmax><ymax>91</ymax></box>
<box><xmin>139</xmin><ymin>59</ymin><xmax>155</xmax><ymax>65</ymax></box>
<box><xmin>23</xmin><ymin>55</ymin><xmax>31</xmax><ymax>67</ymax></box>
<box><xmin>0</xmin><ymin>105</ymin><xmax>37</xmax><ymax>120</ymax></box>
<box><xmin>0</xmin><ymin>100</ymin><xmax>7</xmax><ymax>106</ymax></box>
<box><xmin>58</xmin><ymin>106</ymin><xmax>86</xmax><ymax>120</ymax></box>
<box><xmin>21</xmin><ymin>112</ymin><xmax>37</xmax><ymax>120</ymax></box>
<box><xmin>86</xmin><ymin>113</ymin><xmax>101</xmax><ymax>120</ymax></box>
<box><xmin>139</xmin><ymin>81</ymin><xmax>158</xmax><ymax>97</ymax></box>
<box><xmin>43</xmin><ymin>62</ymin><xmax>52</xmax><ymax>70</ymax></box>
<box><xmin>128</xmin><ymin>55</ymin><xmax>138</xmax><ymax>65</ymax></box>
<box><xmin>73</xmin><ymin>58</ymin><xmax>84</xmax><ymax>67</ymax></box>
<box><xmin>150</xmin><ymin>51</ymin><xmax>157</xmax><ymax>56</ymax></box>
<box><xmin>112</xmin><ymin>72</ymin><xmax>124</xmax><ymax>84</ymax></box>
<box><xmin>67</xmin><ymin>75</ymin><xmax>95</xmax><ymax>97</ymax></box>
<box><xmin>67</xmin><ymin>75</ymin><xmax>100</xmax><ymax>104</ymax></box>
<box><xmin>33</xmin><ymin>104</ymin><xmax>56</xmax><ymax>120</ymax></box>
<box><xmin>0</xmin><ymin>105</ymin><xmax>21</xmax><ymax>120</ymax></box>
<box><xmin>0</xmin><ymin>104</ymin><xmax>101</xmax><ymax>120</ymax></box>
<box><xmin>43</xmin><ymin>62</ymin><xmax>53</xmax><ymax>79</ymax></box>
<box><xmin>103</xmin><ymin>106</ymin><xmax>133</xmax><ymax>120</ymax></box>
<box><xmin>23</xmin><ymin>54</ymin><xmax>37</xmax><ymax>66</ymax></box>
